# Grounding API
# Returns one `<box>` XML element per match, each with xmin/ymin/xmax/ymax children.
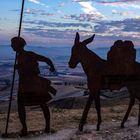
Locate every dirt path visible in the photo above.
<box><xmin>26</xmin><ymin>117</ymin><xmax>140</xmax><ymax>140</ymax></box>
<box><xmin>35</xmin><ymin>117</ymin><xmax>140</xmax><ymax>140</ymax></box>
<box><xmin>0</xmin><ymin>117</ymin><xmax>140</xmax><ymax>140</ymax></box>
<box><xmin>0</xmin><ymin>99</ymin><xmax>139</xmax><ymax>139</ymax></box>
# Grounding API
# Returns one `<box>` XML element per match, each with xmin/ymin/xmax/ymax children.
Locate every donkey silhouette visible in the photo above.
<box><xmin>69</xmin><ymin>32</ymin><xmax>140</xmax><ymax>131</ymax></box>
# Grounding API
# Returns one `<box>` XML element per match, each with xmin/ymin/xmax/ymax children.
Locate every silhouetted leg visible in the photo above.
<box><xmin>94</xmin><ymin>95</ymin><xmax>101</xmax><ymax>131</ymax></box>
<box><xmin>121</xmin><ymin>98</ymin><xmax>135</xmax><ymax>128</ymax></box>
<box><xmin>40</xmin><ymin>103</ymin><xmax>50</xmax><ymax>133</ymax></box>
<box><xmin>138</xmin><ymin>102</ymin><xmax>140</xmax><ymax>126</ymax></box>
<box><xmin>79</xmin><ymin>94</ymin><xmax>94</xmax><ymax>131</ymax></box>
<box><xmin>18</xmin><ymin>95</ymin><xmax>27</xmax><ymax>136</ymax></box>
<box><xmin>48</xmin><ymin>86</ymin><xmax>57</xmax><ymax>95</ymax></box>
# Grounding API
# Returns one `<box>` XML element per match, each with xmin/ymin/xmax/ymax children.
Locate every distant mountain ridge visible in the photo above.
<box><xmin>0</xmin><ymin>45</ymin><xmax>140</xmax><ymax>62</ymax></box>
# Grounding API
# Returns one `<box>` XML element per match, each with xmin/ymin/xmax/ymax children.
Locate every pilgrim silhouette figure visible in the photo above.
<box><xmin>11</xmin><ymin>37</ymin><xmax>56</xmax><ymax>136</ymax></box>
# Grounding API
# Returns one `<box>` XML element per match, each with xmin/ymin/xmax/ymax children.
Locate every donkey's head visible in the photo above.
<box><xmin>68</xmin><ymin>32</ymin><xmax>95</xmax><ymax>68</ymax></box>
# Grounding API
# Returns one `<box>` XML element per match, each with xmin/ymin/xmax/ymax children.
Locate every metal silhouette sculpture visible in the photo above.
<box><xmin>69</xmin><ymin>32</ymin><xmax>140</xmax><ymax>131</ymax></box>
<box><xmin>3</xmin><ymin>0</ymin><xmax>25</xmax><ymax>137</ymax></box>
<box><xmin>107</xmin><ymin>40</ymin><xmax>136</xmax><ymax>75</ymax></box>
<box><xmin>108</xmin><ymin>40</ymin><xmax>140</xmax><ymax>128</ymax></box>
<box><xmin>10</xmin><ymin>37</ymin><xmax>56</xmax><ymax>136</ymax></box>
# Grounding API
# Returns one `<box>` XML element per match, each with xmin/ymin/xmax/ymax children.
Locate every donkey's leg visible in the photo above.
<box><xmin>138</xmin><ymin>102</ymin><xmax>140</xmax><ymax>126</ymax></box>
<box><xmin>121</xmin><ymin>97</ymin><xmax>135</xmax><ymax>128</ymax></box>
<box><xmin>17</xmin><ymin>95</ymin><xmax>27</xmax><ymax>136</ymax></box>
<box><xmin>79</xmin><ymin>94</ymin><xmax>94</xmax><ymax>131</ymax></box>
<box><xmin>94</xmin><ymin>94</ymin><xmax>101</xmax><ymax>131</ymax></box>
<box><xmin>40</xmin><ymin>103</ymin><xmax>50</xmax><ymax>133</ymax></box>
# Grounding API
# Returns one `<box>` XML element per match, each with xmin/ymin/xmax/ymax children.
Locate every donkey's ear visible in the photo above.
<box><xmin>75</xmin><ymin>32</ymin><xmax>80</xmax><ymax>45</ymax></box>
<box><xmin>82</xmin><ymin>34</ymin><xmax>95</xmax><ymax>45</ymax></box>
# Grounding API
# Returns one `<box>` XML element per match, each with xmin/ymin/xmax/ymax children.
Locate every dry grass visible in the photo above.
<box><xmin>0</xmin><ymin>100</ymin><xmax>139</xmax><ymax>134</ymax></box>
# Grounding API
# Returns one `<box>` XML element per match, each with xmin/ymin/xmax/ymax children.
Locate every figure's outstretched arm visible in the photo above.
<box><xmin>35</xmin><ymin>53</ymin><xmax>55</xmax><ymax>72</ymax></box>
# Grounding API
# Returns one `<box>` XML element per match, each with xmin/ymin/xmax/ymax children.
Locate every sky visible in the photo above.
<box><xmin>0</xmin><ymin>0</ymin><xmax>140</xmax><ymax>47</ymax></box>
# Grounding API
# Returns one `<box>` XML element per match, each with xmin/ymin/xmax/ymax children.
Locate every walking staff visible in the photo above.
<box><xmin>3</xmin><ymin>0</ymin><xmax>25</xmax><ymax>137</ymax></box>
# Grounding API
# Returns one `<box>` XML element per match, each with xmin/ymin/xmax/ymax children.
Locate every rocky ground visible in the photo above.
<box><xmin>0</xmin><ymin>98</ymin><xmax>139</xmax><ymax>139</ymax></box>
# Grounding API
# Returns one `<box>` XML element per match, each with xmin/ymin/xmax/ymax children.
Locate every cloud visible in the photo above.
<box><xmin>25</xmin><ymin>9</ymin><xmax>39</xmax><ymax>15</ymax></box>
<box><xmin>95</xmin><ymin>0</ymin><xmax>140</xmax><ymax>3</ymax></box>
<box><xmin>25</xmin><ymin>9</ymin><xmax>55</xmax><ymax>17</ymax></box>
<box><xmin>23</xmin><ymin>27</ymin><xmax>95</xmax><ymax>45</ymax></box>
<box><xmin>66</xmin><ymin>13</ymin><xmax>103</xmax><ymax>22</ymax></box>
<box><xmin>94</xmin><ymin>0</ymin><xmax>140</xmax><ymax>9</ymax></box>
<box><xmin>94</xmin><ymin>18</ymin><xmax>140</xmax><ymax>39</ymax></box>
<box><xmin>28</xmin><ymin>0</ymin><xmax>40</xmax><ymax>4</ymax></box>
<box><xmin>23</xmin><ymin>18</ymin><xmax>94</xmax><ymax>45</ymax></box>
<box><xmin>112</xmin><ymin>9</ymin><xmax>129</xmax><ymax>17</ymax></box>
<box><xmin>59</xmin><ymin>2</ymin><xmax>65</xmax><ymax>7</ymax></box>
<box><xmin>24</xmin><ymin>28</ymin><xmax>69</xmax><ymax>38</ymax></box>
<box><xmin>120</xmin><ymin>11</ymin><xmax>129</xmax><ymax>16</ymax></box>
<box><xmin>11</xmin><ymin>8</ymin><xmax>55</xmax><ymax>17</ymax></box>
<box><xmin>102</xmin><ymin>3</ymin><xmax>140</xmax><ymax>9</ymax></box>
<box><xmin>78</xmin><ymin>2</ymin><xmax>105</xmax><ymax>19</ymax></box>
<box><xmin>24</xmin><ymin>20</ymin><xmax>92</xmax><ymax>29</ymax></box>
<box><xmin>23</xmin><ymin>17</ymin><xmax>140</xmax><ymax>46</ymax></box>
<box><xmin>28</xmin><ymin>0</ymin><xmax>48</xmax><ymax>7</ymax></box>
<box><xmin>74</xmin><ymin>0</ymin><xmax>140</xmax><ymax>9</ymax></box>
<box><xmin>75</xmin><ymin>0</ymin><xmax>140</xmax><ymax>3</ymax></box>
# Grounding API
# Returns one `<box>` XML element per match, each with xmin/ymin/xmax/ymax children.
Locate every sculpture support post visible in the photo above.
<box><xmin>4</xmin><ymin>0</ymin><xmax>25</xmax><ymax>136</ymax></box>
